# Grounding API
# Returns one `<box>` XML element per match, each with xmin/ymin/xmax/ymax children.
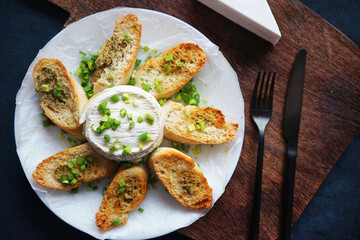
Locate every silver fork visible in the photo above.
<box><xmin>249</xmin><ymin>71</ymin><xmax>276</xmax><ymax>240</ymax></box>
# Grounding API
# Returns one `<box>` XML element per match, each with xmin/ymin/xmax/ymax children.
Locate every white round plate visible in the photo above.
<box><xmin>15</xmin><ymin>7</ymin><xmax>245</xmax><ymax>240</ymax></box>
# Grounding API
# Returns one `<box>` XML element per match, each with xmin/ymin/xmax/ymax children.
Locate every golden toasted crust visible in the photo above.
<box><xmin>92</xmin><ymin>14</ymin><xmax>142</xmax><ymax>94</ymax></box>
<box><xmin>95</xmin><ymin>164</ymin><xmax>148</xmax><ymax>232</ymax></box>
<box><xmin>32</xmin><ymin>143</ymin><xmax>118</xmax><ymax>191</ymax></box>
<box><xmin>148</xmin><ymin>147</ymin><xmax>212</xmax><ymax>210</ymax></box>
<box><xmin>33</xmin><ymin>58</ymin><xmax>88</xmax><ymax>141</ymax></box>
<box><xmin>161</xmin><ymin>101</ymin><xmax>238</xmax><ymax>144</ymax></box>
<box><xmin>134</xmin><ymin>43</ymin><xmax>207</xmax><ymax>99</ymax></box>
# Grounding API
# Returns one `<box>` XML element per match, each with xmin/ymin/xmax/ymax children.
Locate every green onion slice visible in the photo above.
<box><xmin>165</xmin><ymin>54</ymin><xmax>173</xmax><ymax>61</ymax></box>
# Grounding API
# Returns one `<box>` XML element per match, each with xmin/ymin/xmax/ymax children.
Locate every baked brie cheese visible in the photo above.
<box><xmin>80</xmin><ymin>86</ymin><xmax>164</xmax><ymax>162</ymax></box>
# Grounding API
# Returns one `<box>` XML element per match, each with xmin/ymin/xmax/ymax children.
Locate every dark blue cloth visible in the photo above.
<box><xmin>0</xmin><ymin>0</ymin><xmax>358</xmax><ymax>239</ymax></box>
<box><xmin>291</xmin><ymin>130</ymin><xmax>360</xmax><ymax>240</ymax></box>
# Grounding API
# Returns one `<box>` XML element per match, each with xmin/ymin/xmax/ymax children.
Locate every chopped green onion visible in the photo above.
<box><xmin>108</xmin><ymin>84</ymin><xmax>115</xmax><ymax>88</ymax></box>
<box><xmin>83</xmin><ymin>85</ymin><xmax>92</xmax><ymax>92</ymax></box>
<box><xmin>138</xmin><ymin>208</ymin><xmax>144</xmax><ymax>213</ymax></box>
<box><xmin>67</xmin><ymin>174</ymin><xmax>74</xmax><ymax>181</ymax></box>
<box><xmin>42</xmin><ymin>119</ymin><xmax>50</xmax><ymax>127</ymax></box>
<box><xmin>133</xmin><ymin>24</ymin><xmax>137</xmax><ymax>28</ymax></box>
<box><xmin>88</xmin><ymin>182</ymin><xmax>98</xmax><ymax>191</ymax></box>
<box><xmin>112</xmin><ymin>119</ymin><xmax>121</xmax><ymax>130</ymax></box>
<box><xmin>192</xmin><ymin>145</ymin><xmax>201</xmax><ymax>155</ymax></box>
<box><xmin>67</xmin><ymin>160</ymin><xmax>75</xmax><ymax>169</ymax></box>
<box><xmin>162</xmin><ymin>64</ymin><xmax>169</xmax><ymax>70</ymax></box>
<box><xmin>129</xmin><ymin>121</ymin><xmax>135</xmax><ymax>129</ymax></box>
<box><xmin>139</xmin><ymin>132</ymin><xmax>148</xmax><ymax>141</ymax></box>
<box><xmin>165</xmin><ymin>54</ymin><xmax>173</xmax><ymax>62</ymax></box>
<box><xmin>121</xmin><ymin>162</ymin><xmax>132</xmax><ymax>169</ymax></box>
<box><xmin>122</xmin><ymin>145</ymin><xmax>131</xmax><ymax>156</ymax></box>
<box><xmin>67</xmin><ymin>137</ymin><xmax>77</xmax><ymax>147</ymax></box>
<box><xmin>171</xmin><ymin>142</ymin><xmax>178</xmax><ymax>148</ymax></box>
<box><xmin>56</xmin><ymin>82</ymin><xmax>63</xmax><ymax>91</ymax></box>
<box><xmin>122</xmin><ymin>93</ymin><xmax>130</xmax><ymax>101</ymax></box>
<box><xmin>147</xmin><ymin>68</ymin><xmax>151</xmax><ymax>72</ymax></box>
<box><xmin>139</xmin><ymin>155</ymin><xmax>147</xmax><ymax>163</ymax></box>
<box><xmin>189</xmin><ymin>99</ymin><xmax>197</xmax><ymax>105</ymax></box>
<box><xmin>109</xmin><ymin>143</ymin><xmax>121</xmax><ymax>152</ymax></box>
<box><xmin>135</xmin><ymin>59</ymin><xmax>141</xmax><ymax>66</ymax></box>
<box><xmin>132</xmin><ymin>99</ymin><xmax>138</xmax><ymax>106</ymax></box>
<box><xmin>80</xmin><ymin>165</ymin><xmax>86</xmax><ymax>171</ymax></box>
<box><xmin>145</xmin><ymin>112</ymin><xmax>154</xmax><ymax>124</ymax></box>
<box><xmin>98</xmin><ymin>101</ymin><xmax>110</xmax><ymax>116</ymax></box>
<box><xmin>86</xmin><ymin>156</ymin><xmax>94</xmax><ymax>163</ymax></box>
<box><xmin>199</xmin><ymin>120</ymin><xmax>205</xmax><ymax>131</ymax></box>
<box><xmin>120</xmin><ymin>108</ymin><xmax>127</xmax><ymax>117</ymax></box>
<box><xmin>145</xmin><ymin>55</ymin><xmax>152</xmax><ymax>62</ymax></box>
<box><xmin>174</xmin><ymin>93</ymin><xmax>182</xmax><ymax>102</ymax></box>
<box><xmin>53</xmin><ymin>91</ymin><xmax>61</xmax><ymax>98</ymax></box>
<box><xmin>41</xmin><ymin>84</ymin><xmax>49</xmax><ymax>92</ymax></box>
<box><xmin>143</xmin><ymin>45</ymin><xmax>150</xmax><ymax>52</ymax></box>
<box><xmin>143</xmin><ymin>84</ymin><xmax>151</xmax><ymax>92</ymax></box>
<box><xmin>104</xmin><ymin>134</ymin><xmax>111</xmax><ymax>143</ymax></box>
<box><xmin>165</xmin><ymin>69</ymin><xmax>171</xmax><ymax>75</ymax></box>
<box><xmin>154</xmin><ymin>79</ymin><xmax>163</xmax><ymax>92</ymax></box>
<box><xmin>119</xmin><ymin>187</ymin><xmax>125</xmax><ymax>194</ymax></box>
<box><xmin>60</xmin><ymin>175</ymin><xmax>68</xmax><ymax>182</ymax></box>
<box><xmin>124</xmin><ymin>34</ymin><xmax>132</xmax><ymax>41</ymax></box>
<box><xmin>183</xmin><ymin>110</ymin><xmax>189</xmax><ymax>119</ymax></box>
<box><xmin>70</xmin><ymin>178</ymin><xmax>77</xmax><ymax>185</ymax></box>
<box><xmin>76</xmin><ymin>157</ymin><xmax>85</xmax><ymax>165</ymax></box>
<box><xmin>118</xmin><ymin>178</ymin><xmax>126</xmax><ymax>187</ymax></box>
<box><xmin>110</xmin><ymin>94</ymin><xmax>120</xmax><ymax>103</ymax></box>
<box><xmin>72</xmin><ymin>169</ymin><xmax>80</xmax><ymax>177</ymax></box>
<box><xmin>109</xmin><ymin>73</ymin><xmax>115</xmax><ymax>79</ymax></box>
<box><xmin>137</xmin><ymin>116</ymin><xmax>143</xmax><ymax>123</ymax></box>
<box><xmin>176</xmin><ymin>61</ymin><xmax>184</xmax><ymax>67</ymax></box>
<box><xmin>187</xmin><ymin>124</ymin><xmax>196</xmax><ymax>132</ymax></box>
<box><xmin>158</xmin><ymin>98</ymin><xmax>166</xmax><ymax>106</ymax></box>
<box><xmin>203</xmin><ymin>97</ymin><xmax>208</xmax><ymax>104</ymax></box>
<box><xmin>127</xmin><ymin>113</ymin><xmax>133</xmax><ymax>120</ymax></box>
<box><xmin>79</xmin><ymin>50</ymin><xmax>86</xmax><ymax>56</ymax></box>
<box><xmin>113</xmin><ymin>219</ymin><xmax>121</xmax><ymax>226</ymax></box>
<box><xmin>149</xmin><ymin>176</ymin><xmax>158</xmax><ymax>188</ymax></box>
<box><xmin>128</xmin><ymin>78</ymin><xmax>136</xmax><ymax>85</ymax></box>
<box><xmin>138</xmin><ymin>142</ymin><xmax>143</xmax><ymax>150</ymax></box>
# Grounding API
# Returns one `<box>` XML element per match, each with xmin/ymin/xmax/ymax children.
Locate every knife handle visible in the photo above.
<box><xmin>249</xmin><ymin>133</ymin><xmax>265</xmax><ymax>240</ymax></box>
<box><xmin>281</xmin><ymin>144</ymin><xmax>297</xmax><ymax>240</ymax></box>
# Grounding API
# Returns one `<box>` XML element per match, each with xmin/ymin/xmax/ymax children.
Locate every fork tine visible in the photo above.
<box><xmin>268</xmin><ymin>72</ymin><xmax>276</xmax><ymax>108</ymax></box>
<box><xmin>251</xmin><ymin>71</ymin><xmax>261</xmax><ymax>108</ymax></box>
<box><xmin>258</xmin><ymin>72</ymin><xmax>266</xmax><ymax>107</ymax></box>
<box><xmin>263</xmin><ymin>72</ymin><xmax>272</xmax><ymax>108</ymax></box>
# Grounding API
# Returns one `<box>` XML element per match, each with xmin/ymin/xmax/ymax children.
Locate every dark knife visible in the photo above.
<box><xmin>281</xmin><ymin>48</ymin><xmax>307</xmax><ymax>240</ymax></box>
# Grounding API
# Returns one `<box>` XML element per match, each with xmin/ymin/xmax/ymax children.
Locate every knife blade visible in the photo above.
<box><xmin>281</xmin><ymin>48</ymin><xmax>307</xmax><ymax>240</ymax></box>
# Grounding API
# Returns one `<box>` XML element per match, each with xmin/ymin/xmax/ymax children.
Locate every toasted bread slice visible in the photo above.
<box><xmin>148</xmin><ymin>147</ymin><xmax>212</xmax><ymax>210</ymax></box>
<box><xmin>161</xmin><ymin>101</ymin><xmax>238</xmax><ymax>144</ymax></box>
<box><xmin>134</xmin><ymin>43</ymin><xmax>207</xmax><ymax>99</ymax></box>
<box><xmin>33</xmin><ymin>58</ymin><xmax>88</xmax><ymax>141</ymax></box>
<box><xmin>95</xmin><ymin>164</ymin><xmax>148</xmax><ymax>232</ymax></box>
<box><xmin>91</xmin><ymin>14</ymin><xmax>142</xmax><ymax>94</ymax></box>
<box><xmin>32</xmin><ymin>143</ymin><xmax>118</xmax><ymax>190</ymax></box>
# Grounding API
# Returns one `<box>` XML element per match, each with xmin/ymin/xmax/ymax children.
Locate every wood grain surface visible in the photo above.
<box><xmin>47</xmin><ymin>0</ymin><xmax>360</xmax><ymax>239</ymax></box>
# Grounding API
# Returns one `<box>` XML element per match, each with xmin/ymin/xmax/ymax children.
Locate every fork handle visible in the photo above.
<box><xmin>249</xmin><ymin>132</ymin><xmax>265</xmax><ymax>240</ymax></box>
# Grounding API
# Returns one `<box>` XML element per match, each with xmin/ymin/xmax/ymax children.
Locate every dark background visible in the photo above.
<box><xmin>0</xmin><ymin>0</ymin><xmax>358</xmax><ymax>239</ymax></box>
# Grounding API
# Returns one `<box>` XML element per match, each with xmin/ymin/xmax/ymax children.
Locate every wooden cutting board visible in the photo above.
<box><xmin>47</xmin><ymin>0</ymin><xmax>360</xmax><ymax>239</ymax></box>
